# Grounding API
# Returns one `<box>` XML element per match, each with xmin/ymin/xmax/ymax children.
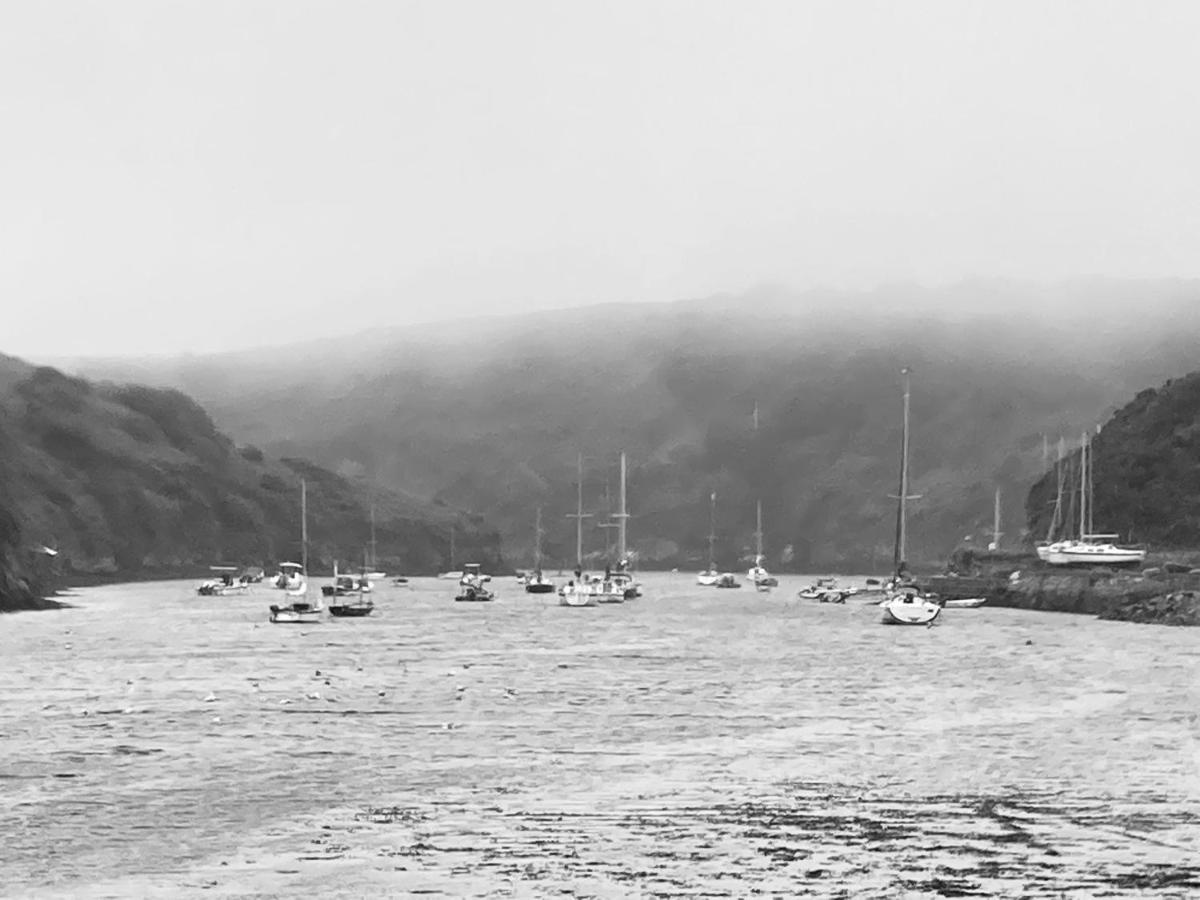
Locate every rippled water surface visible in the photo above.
<box><xmin>3</xmin><ymin>574</ymin><xmax>1199</xmax><ymax>897</ymax></box>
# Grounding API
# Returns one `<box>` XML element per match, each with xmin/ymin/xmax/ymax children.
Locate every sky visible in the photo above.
<box><xmin>3</xmin><ymin>1</ymin><xmax>1199</xmax><ymax>358</ymax></box>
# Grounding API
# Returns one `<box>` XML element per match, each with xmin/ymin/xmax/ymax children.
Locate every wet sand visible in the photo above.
<box><xmin>2</xmin><ymin>574</ymin><xmax>1198</xmax><ymax>897</ymax></box>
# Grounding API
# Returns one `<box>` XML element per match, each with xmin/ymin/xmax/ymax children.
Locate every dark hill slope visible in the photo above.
<box><xmin>0</xmin><ymin>358</ymin><xmax>500</xmax><ymax>594</ymax></box>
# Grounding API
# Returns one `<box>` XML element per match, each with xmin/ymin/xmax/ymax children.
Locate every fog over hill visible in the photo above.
<box><xmin>61</xmin><ymin>279</ymin><xmax>1200</xmax><ymax>571</ymax></box>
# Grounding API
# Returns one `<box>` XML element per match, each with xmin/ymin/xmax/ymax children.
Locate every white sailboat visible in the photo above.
<box><xmin>697</xmin><ymin>491</ymin><xmax>720</xmax><ymax>586</ymax></box>
<box><xmin>525</xmin><ymin>507</ymin><xmax>556</xmax><ymax>593</ymax></box>
<box><xmin>1041</xmin><ymin>430</ymin><xmax>1145</xmax><ymax>566</ymax></box>
<box><xmin>610</xmin><ymin>452</ymin><xmax>641</xmax><ymax>600</ymax></box>
<box><xmin>270</xmin><ymin>479</ymin><xmax>323</xmax><ymax>623</ymax></box>
<box><xmin>880</xmin><ymin>369</ymin><xmax>941</xmax><ymax>626</ymax></box>
<box><xmin>364</xmin><ymin>505</ymin><xmax>386</xmax><ymax>581</ymax></box>
<box><xmin>559</xmin><ymin>453</ymin><xmax>597</xmax><ymax>607</ymax></box>
<box><xmin>747</xmin><ymin>500</ymin><xmax>778</xmax><ymax>590</ymax></box>
<box><xmin>438</xmin><ymin>525</ymin><xmax>463</xmax><ymax>580</ymax></box>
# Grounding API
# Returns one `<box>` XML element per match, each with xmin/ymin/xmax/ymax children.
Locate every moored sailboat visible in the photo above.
<box><xmin>525</xmin><ymin>507</ymin><xmax>556</xmax><ymax>594</ymax></box>
<box><xmin>559</xmin><ymin>453</ymin><xmax>597</xmax><ymax>607</ymax></box>
<box><xmin>879</xmin><ymin>369</ymin><xmax>940</xmax><ymax>627</ymax></box>
<box><xmin>270</xmin><ymin>479</ymin><xmax>323</xmax><ymax>623</ymax></box>
<box><xmin>697</xmin><ymin>491</ymin><xmax>720</xmax><ymax>585</ymax></box>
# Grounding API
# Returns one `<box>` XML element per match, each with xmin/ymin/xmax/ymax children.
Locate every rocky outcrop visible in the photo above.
<box><xmin>1098</xmin><ymin>590</ymin><xmax>1200</xmax><ymax>626</ymax></box>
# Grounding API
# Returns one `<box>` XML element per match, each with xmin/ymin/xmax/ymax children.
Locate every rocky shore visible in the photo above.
<box><xmin>923</xmin><ymin>549</ymin><xmax>1200</xmax><ymax>626</ymax></box>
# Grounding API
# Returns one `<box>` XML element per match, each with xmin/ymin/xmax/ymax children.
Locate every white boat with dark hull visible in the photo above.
<box><xmin>879</xmin><ymin>368</ymin><xmax>939</xmax><ymax>627</ymax></box>
<box><xmin>270</xmin><ymin>480</ymin><xmax>323</xmax><ymax>623</ymax></box>
<box><xmin>525</xmin><ymin>508</ymin><xmax>557</xmax><ymax>594</ymax></box>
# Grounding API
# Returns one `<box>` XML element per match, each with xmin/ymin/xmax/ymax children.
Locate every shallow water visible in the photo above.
<box><xmin>2</xmin><ymin>573</ymin><xmax>1198</xmax><ymax>897</ymax></box>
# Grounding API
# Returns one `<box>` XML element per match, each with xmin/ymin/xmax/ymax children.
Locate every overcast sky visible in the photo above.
<box><xmin>4</xmin><ymin>1</ymin><xmax>1199</xmax><ymax>358</ymax></box>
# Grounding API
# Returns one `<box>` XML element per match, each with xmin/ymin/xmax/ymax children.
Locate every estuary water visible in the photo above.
<box><xmin>2</xmin><ymin>573</ymin><xmax>1198</xmax><ymax>898</ymax></box>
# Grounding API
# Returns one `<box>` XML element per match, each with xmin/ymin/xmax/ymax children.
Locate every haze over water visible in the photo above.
<box><xmin>3</xmin><ymin>574</ymin><xmax>1197</xmax><ymax>897</ymax></box>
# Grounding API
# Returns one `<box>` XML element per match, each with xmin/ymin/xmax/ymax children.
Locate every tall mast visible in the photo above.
<box><xmin>755</xmin><ymin>499</ymin><xmax>763</xmax><ymax>559</ymax></box>
<box><xmin>616</xmin><ymin>452</ymin><xmax>629</xmax><ymax>560</ymax></box>
<box><xmin>369</xmin><ymin>504</ymin><xmax>377</xmax><ymax>569</ymax></box>
<box><xmin>449</xmin><ymin>525</ymin><xmax>455</xmax><ymax>570</ymax></box>
<box><xmin>300</xmin><ymin>478</ymin><xmax>308</xmax><ymax>578</ymax></box>
<box><xmin>1047</xmin><ymin>436</ymin><xmax>1065</xmax><ymax>542</ymax></box>
<box><xmin>534</xmin><ymin>506</ymin><xmax>543</xmax><ymax>570</ymax></box>
<box><xmin>892</xmin><ymin>368</ymin><xmax>913</xmax><ymax>576</ymax></box>
<box><xmin>708</xmin><ymin>491</ymin><xmax>717</xmax><ymax>570</ymax></box>
<box><xmin>753</xmin><ymin>402</ymin><xmax>763</xmax><ymax>561</ymax></box>
<box><xmin>991</xmin><ymin>486</ymin><xmax>1002</xmax><ymax>550</ymax></box>
<box><xmin>1087</xmin><ymin>430</ymin><xmax>1095</xmax><ymax>537</ymax></box>
<box><xmin>1079</xmin><ymin>432</ymin><xmax>1088</xmax><ymax>540</ymax></box>
<box><xmin>565</xmin><ymin>453</ymin><xmax>592</xmax><ymax>569</ymax></box>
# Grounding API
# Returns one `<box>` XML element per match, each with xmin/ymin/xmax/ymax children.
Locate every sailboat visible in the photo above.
<box><xmin>1041</xmin><ymin>431</ymin><xmax>1146</xmax><ymax>567</ymax></box>
<box><xmin>610</xmin><ymin>452</ymin><xmax>641</xmax><ymax>599</ymax></box>
<box><xmin>747</xmin><ymin>500</ymin><xmax>778</xmax><ymax>590</ymax></box>
<box><xmin>269</xmin><ymin>479</ymin><xmax>323</xmax><ymax>623</ymax></box>
<box><xmin>364</xmin><ymin>505</ymin><xmax>386</xmax><ymax>581</ymax></box>
<box><xmin>438</xmin><ymin>525</ymin><xmax>463</xmax><ymax>580</ymax></box>
<box><xmin>696</xmin><ymin>491</ymin><xmax>720</xmax><ymax>586</ymax></box>
<box><xmin>329</xmin><ymin>557</ymin><xmax>375</xmax><ymax>617</ymax></box>
<box><xmin>559</xmin><ymin>453</ymin><xmax>597</xmax><ymax>607</ymax></box>
<box><xmin>525</xmin><ymin>507</ymin><xmax>556</xmax><ymax>593</ymax></box>
<box><xmin>880</xmin><ymin>369</ymin><xmax>941</xmax><ymax>626</ymax></box>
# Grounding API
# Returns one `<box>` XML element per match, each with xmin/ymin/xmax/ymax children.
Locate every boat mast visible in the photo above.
<box><xmin>369</xmin><ymin>504</ymin><xmax>378</xmax><ymax>570</ymax></box>
<box><xmin>1046</xmin><ymin>436</ymin><xmax>1065</xmax><ymax>542</ymax></box>
<box><xmin>991</xmin><ymin>486</ymin><xmax>1002</xmax><ymax>550</ymax></box>
<box><xmin>615</xmin><ymin>452</ymin><xmax>629</xmax><ymax>561</ymax></box>
<box><xmin>301</xmin><ymin>478</ymin><xmax>308</xmax><ymax>578</ymax></box>
<box><xmin>448</xmin><ymin>524</ymin><xmax>455</xmax><ymax>570</ymax></box>
<box><xmin>892</xmin><ymin>368</ymin><xmax>915</xmax><ymax>576</ymax></box>
<box><xmin>534</xmin><ymin>506</ymin><xmax>543</xmax><ymax>571</ymax></box>
<box><xmin>708</xmin><ymin>491</ymin><xmax>717</xmax><ymax>570</ymax></box>
<box><xmin>566</xmin><ymin>452</ymin><xmax>592</xmax><ymax>569</ymax></box>
<box><xmin>1079</xmin><ymin>431</ymin><xmax>1088</xmax><ymax>541</ymax></box>
<box><xmin>755</xmin><ymin>499</ymin><xmax>763</xmax><ymax>560</ymax></box>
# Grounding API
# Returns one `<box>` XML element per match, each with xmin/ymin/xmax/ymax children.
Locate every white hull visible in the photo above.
<box><xmin>943</xmin><ymin>597</ymin><xmax>987</xmax><ymax>609</ymax></box>
<box><xmin>696</xmin><ymin>570</ymin><xmax>719</xmax><ymax>586</ymax></box>
<box><xmin>558</xmin><ymin>586</ymin><xmax>597</xmax><ymax>607</ymax></box>
<box><xmin>1041</xmin><ymin>541</ymin><xmax>1145</xmax><ymax>566</ymax></box>
<box><xmin>438</xmin><ymin>571</ymin><xmax>464</xmax><ymax>580</ymax></box>
<box><xmin>197</xmin><ymin>581</ymin><xmax>249</xmax><ymax>596</ymax></box>
<box><xmin>880</xmin><ymin>596</ymin><xmax>941</xmax><ymax>625</ymax></box>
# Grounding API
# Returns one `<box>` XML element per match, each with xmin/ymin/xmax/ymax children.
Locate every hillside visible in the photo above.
<box><xmin>1026</xmin><ymin>371</ymin><xmax>1200</xmax><ymax>548</ymax></box>
<box><xmin>59</xmin><ymin>279</ymin><xmax>1200</xmax><ymax>571</ymax></box>
<box><xmin>0</xmin><ymin>356</ymin><xmax>502</xmax><ymax>602</ymax></box>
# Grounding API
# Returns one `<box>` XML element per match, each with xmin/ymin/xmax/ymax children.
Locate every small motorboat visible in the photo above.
<box><xmin>392</xmin><ymin>575</ymin><xmax>409</xmax><ymax>585</ymax></box>
<box><xmin>558</xmin><ymin>580</ymin><xmax>597</xmax><ymax>607</ymax></box>
<box><xmin>714</xmin><ymin>572</ymin><xmax>741</xmax><ymax>589</ymax></box>
<box><xmin>748</xmin><ymin>564</ymin><xmax>778</xmax><ymax>591</ymax></box>
<box><xmin>238</xmin><ymin>566</ymin><xmax>265</xmax><ymax>584</ymax></box>
<box><xmin>455</xmin><ymin>563</ymin><xmax>494</xmax><ymax>602</ymax></box>
<box><xmin>197</xmin><ymin>566</ymin><xmax>249</xmax><ymax>596</ymax></box>
<box><xmin>880</xmin><ymin>589</ymin><xmax>941</xmax><ymax>626</ymax></box>
<box><xmin>273</xmin><ymin>562</ymin><xmax>305</xmax><ymax>590</ymax></box>
<box><xmin>269</xmin><ymin>599</ymin><xmax>323</xmax><ymax>623</ymax></box>
<box><xmin>696</xmin><ymin>568</ymin><xmax>720</xmax><ymax>586</ymax></box>
<box><xmin>798</xmin><ymin>577</ymin><xmax>840</xmax><ymax>600</ymax></box>
<box><xmin>590</xmin><ymin>575</ymin><xmax>626</xmax><ymax>604</ymax></box>
<box><xmin>612</xmin><ymin>570</ymin><xmax>641</xmax><ymax>599</ymax></box>
<box><xmin>942</xmin><ymin>597</ymin><xmax>987</xmax><ymax>609</ymax></box>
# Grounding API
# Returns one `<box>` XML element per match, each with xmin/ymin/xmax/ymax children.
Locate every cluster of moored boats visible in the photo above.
<box><xmin>200</xmin><ymin>371</ymin><xmax>1138</xmax><ymax>630</ymax></box>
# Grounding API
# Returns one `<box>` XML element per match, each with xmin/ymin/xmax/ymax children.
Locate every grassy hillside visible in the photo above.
<box><xmin>1027</xmin><ymin>371</ymin><xmax>1200</xmax><ymax>548</ymax></box>
<box><xmin>0</xmin><ymin>357</ymin><xmax>502</xmax><ymax>588</ymax></box>
<box><xmin>60</xmin><ymin>279</ymin><xmax>1200</xmax><ymax>571</ymax></box>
